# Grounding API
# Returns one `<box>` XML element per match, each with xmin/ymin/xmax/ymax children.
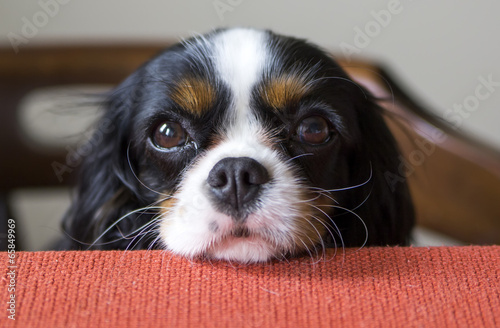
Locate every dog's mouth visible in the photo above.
<box><xmin>230</xmin><ymin>225</ymin><xmax>252</xmax><ymax>238</ymax></box>
<box><xmin>208</xmin><ymin>219</ymin><xmax>256</xmax><ymax>239</ymax></box>
<box><xmin>201</xmin><ymin>222</ymin><xmax>283</xmax><ymax>262</ymax></box>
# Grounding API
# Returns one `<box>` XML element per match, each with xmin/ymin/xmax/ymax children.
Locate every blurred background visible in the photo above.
<box><xmin>1</xmin><ymin>0</ymin><xmax>499</xmax><ymax>250</ymax></box>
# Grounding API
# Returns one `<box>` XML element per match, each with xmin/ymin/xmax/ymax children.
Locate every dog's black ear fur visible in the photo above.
<box><xmin>336</xmin><ymin>94</ymin><xmax>415</xmax><ymax>247</ymax></box>
<box><xmin>60</xmin><ymin>72</ymin><xmax>155</xmax><ymax>250</ymax></box>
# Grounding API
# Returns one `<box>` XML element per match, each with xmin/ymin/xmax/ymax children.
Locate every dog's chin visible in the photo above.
<box><xmin>205</xmin><ymin>235</ymin><xmax>279</xmax><ymax>263</ymax></box>
<box><xmin>162</xmin><ymin>220</ymin><xmax>285</xmax><ymax>264</ymax></box>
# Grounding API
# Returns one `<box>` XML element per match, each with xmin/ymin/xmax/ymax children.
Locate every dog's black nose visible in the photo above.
<box><xmin>207</xmin><ymin>157</ymin><xmax>270</xmax><ymax>220</ymax></box>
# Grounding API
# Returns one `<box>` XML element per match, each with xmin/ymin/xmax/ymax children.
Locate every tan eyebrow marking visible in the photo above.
<box><xmin>170</xmin><ymin>78</ymin><xmax>215</xmax><ymax>116</ymax></box>
<box><xmin>258</xmin><ymin>74</ymin><xmax>311</xmax><ymax>110</ymax></box>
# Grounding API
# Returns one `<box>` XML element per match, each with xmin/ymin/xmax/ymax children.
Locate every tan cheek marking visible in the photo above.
<box><xmin>260</xmin><ymin>74</ymin><xmax>310</xmax><ymax>110</ymax></box>
<box><xmin>170</xmin><ymin>78</ymin><xmax>215</xmax><ymax>116</ymax></box>
<box><xmin>160</xmin><ymin>197</ymin><xmax>176</xmax><ymax>208</ymax></box>
<box><xmin>160</xmin><ymin>197</ymin><xmax>177</xmax><ymax>219</ymax></box>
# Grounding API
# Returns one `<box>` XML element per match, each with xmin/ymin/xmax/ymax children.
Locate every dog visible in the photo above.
<box><xmin>60</xmin><ymin>28</ymin><xmax>414</xmax><ymax>263</ymax></box>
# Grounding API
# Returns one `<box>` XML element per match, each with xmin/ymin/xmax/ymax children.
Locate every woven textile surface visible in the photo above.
<box><xmin>2</xmin><ymin>246</ymin><xmax>499</xmax><ymax>327</ymax></box>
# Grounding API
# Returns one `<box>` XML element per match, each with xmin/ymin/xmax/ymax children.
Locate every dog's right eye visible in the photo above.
<box><xmin>295</xmin><ymin>115</ymin><xmax>332</xmax><ymax>145</ymax></box>
<box><xmin>152</xmin><ymin>121</ymin><xmax>188</xmax><ymax>149</ymax></box>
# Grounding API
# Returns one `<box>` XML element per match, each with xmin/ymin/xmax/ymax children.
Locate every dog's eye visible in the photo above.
<box><xmin>153</xmin><ymin>121</ymin><xmax>187</xmax><ymax>149</ymax></box>
<box><xmin>295</xmin><ymin>116</ymin><xmax>331</xmax><ymax>145</ymax></box>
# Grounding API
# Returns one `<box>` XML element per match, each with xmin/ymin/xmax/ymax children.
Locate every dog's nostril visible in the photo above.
<box><xmin>207</xmin><ymin>157</ymin><xmax>270</xmax><ymax>219</ymax></box>
<box><xmin>242</xmin><ymin>172</ymin><xmax>251</xmax><ymax>185</ymax></box>
<box><xmin>211</xmin><ymin>171</ymin><xmax>228</xmax><ymax>188</ymax></box>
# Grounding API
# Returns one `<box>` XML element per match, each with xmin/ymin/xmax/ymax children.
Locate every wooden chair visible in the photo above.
<box><xmin>1</xmin><ymin>45</ymin><xmax>499</xmax><ymax>250</ymax></box>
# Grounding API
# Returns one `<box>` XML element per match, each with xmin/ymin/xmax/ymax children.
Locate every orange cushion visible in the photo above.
<box><xmin>2</xmin><ymin>246</ymin><xmax>499</xmax><ymax>327</ymax></box>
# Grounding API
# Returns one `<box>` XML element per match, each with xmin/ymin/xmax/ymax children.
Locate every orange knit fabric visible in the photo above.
<box><xmin>1</xmin><ymin>246</ymin><xmax>499</xmax><ymax>327</ymax></box>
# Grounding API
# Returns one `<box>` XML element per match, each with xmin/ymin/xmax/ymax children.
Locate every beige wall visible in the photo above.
<box><xmin>1</xmin><ymin>0</ymin><xmax>499</xmax><ymax>148</ymax></box>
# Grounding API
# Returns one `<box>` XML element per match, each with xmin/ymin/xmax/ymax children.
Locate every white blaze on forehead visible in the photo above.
<box><xmin>212</xmin><ymin>28</ymin><xmax>268</xmax><ymax>124</ymax></box>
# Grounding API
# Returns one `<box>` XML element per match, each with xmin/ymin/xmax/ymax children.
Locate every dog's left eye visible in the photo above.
<box><xmin>295</xmin><ymin>116</ymin><xmax>332</xmax><ymax>145</ymax></box>
<box><xmin>152</xmin><ymin>121</ymin><xmax>188</xmax><ymax>149</ymax></box>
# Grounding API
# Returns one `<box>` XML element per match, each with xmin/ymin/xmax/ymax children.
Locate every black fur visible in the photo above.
<box><xmin>60</xmin><ymin>29</ymin><xmax>414</xmax><ymax>252</ymax></box>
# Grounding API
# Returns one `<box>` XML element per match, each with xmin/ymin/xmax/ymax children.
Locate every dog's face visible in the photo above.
<box><xmin>63</xmin><ymin>28</ymin><xmax>414</xmax><ymax>263</ymax></box>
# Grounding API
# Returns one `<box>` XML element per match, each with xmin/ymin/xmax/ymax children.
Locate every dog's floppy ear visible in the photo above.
<box><xmin>338</xmin><ymin>94</ymin><xmax>415</xmax><ymax>247</ymax></box>
<box><xmin>60</xmin><ymin>73</ymin><xmax>153</xmax><ymax>250</ymax></box>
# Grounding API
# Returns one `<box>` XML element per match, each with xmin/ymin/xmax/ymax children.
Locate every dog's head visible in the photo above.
<box><xmin>63</xmin><ymin>28</ymin><xmax>414</xmax><ymax>263</ymax></box>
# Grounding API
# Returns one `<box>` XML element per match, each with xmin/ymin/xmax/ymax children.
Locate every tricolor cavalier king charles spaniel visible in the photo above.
<box><xmin>60</xmin><ymin>28</ymin><xmax>414</xmax><ymax>263</ymax></box>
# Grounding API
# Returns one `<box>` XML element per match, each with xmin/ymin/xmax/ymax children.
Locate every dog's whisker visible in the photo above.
<box><xmin>309</xmin><ymin>163</ymin><xmax>373</xmax><ymax>193</ymax></box>
<box><xmin>147</xmin><ymin>233</ymin><xmax>163</xmax><ymax>251</ymax></box>
<box><xmin>97</xmin><ymin>217</ymin><xmax>161</xmax><ymax>248</ymax></box>
<box><xmin>331</xmin><ymin>204</ymin><xmax>369</xmax><ymax>250</ymax></box>
<box><xmin>308</xmin><ymin>189</ymin><xmax>339</xmax><ymax>204</ymax></box>
<box><xmin>307</xmin><ymin>203</ymin><xmax>346</xmax><ymax>255</ymax></box>
<box><xmin>126</xmin><ymin>143</ymin><xmax>169</xmax><ymax>197</ymax></box>
<box><xmin>304</xmin><ymin>232</ymin><xmax>327</xmax><ymax>266</ymax></box>
<box><xmin>298</xmin><ymin>215</ymin><xmax>329</xmax><ymax>263</ymax></box>
<box><xmin>294</xmin><ymin>193</ymin><xmax>323</xmax><ymax>204</ymax></box>
<box><xmin>322</xmin><ymin>189</ymin><xmax>372</xmax><ymax>217</ymax></box>
<box><xmin>122</xmin><ymin>221</ymin><xmax>162</xmax><ymax>252</ymax></box>
<box><xmin>125</xmin><ymin>220</ymin><xmax>161</xmax><ymax>251</ymax></box>
<box><xmin>308</xmin><ymin>211</ymin><xmax>342</xmax><ymax>260</ymax></box>
<box><xmin>295</xmin><ymin>235</ymin><xmax>316</xmax><ymax>264</ymax></box>
<box><xmin>88</xmin><ymin>205</ymin><xmax>165</xmax><ymax>248</ymax></box>
<box><xmin>307</xmin><ymin>213</ymin><xmax>344</xmax><ymax>265</ymax></box>
<box><xmin>285</xmin><ymin>153</ymin><xmax>314</xmax><ymax>164</ymax></box>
